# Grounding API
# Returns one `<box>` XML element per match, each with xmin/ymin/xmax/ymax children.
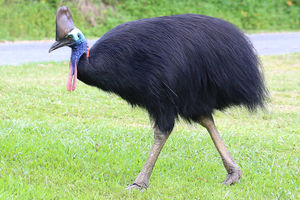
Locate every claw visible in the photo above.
<box><xmin>222</xmin><ymin>170</ymin><xmax>242</xmax><ymax>185</ymax></box>
<box><xmin>125</xmin><ymin>182</ymin><xmax>147</xmax><ymax>191</ymax></box>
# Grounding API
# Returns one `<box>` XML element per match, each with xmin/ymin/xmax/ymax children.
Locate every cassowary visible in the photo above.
<box><xmin>49</xmin><ymin>7</ymin><xmax>267</xmax><ymax>190</ymax></box>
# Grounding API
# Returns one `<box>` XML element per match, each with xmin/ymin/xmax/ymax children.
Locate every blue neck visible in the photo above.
<box><xmin>71</xmin><ymin>41</ymin><xmax>88</xmax><ymax>75</ymax></box>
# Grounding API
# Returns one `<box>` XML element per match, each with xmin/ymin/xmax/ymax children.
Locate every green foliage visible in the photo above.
<box><xmin>0</xmin><ymin>0</ymin><xmax>299</xmax><ymax>39</ymax></box>
<box><xmin>0</xmin><ymin>53</ymin><xmax>299</xmax><ymax>199</ymax></box>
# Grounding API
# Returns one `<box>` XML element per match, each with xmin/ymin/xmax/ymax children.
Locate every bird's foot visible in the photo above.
<box><xmin>222</xmin><ymin>169</ymin><xmax>242</xmax><ymax>185</ymax></box>
<box><xmin>125</xmin><ymin>182</ymin><xmax>148</xmax><ymax>191</ymax></box>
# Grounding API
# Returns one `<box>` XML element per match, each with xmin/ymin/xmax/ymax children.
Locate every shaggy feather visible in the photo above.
<box><xmin>77</xmin><ymin>14</ymin><xmax>268</xmax><ymax>132</ymax></box>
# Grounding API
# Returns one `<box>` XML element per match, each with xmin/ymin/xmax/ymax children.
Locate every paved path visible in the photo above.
<box><xmin>0</xmin><ymin>32</ymin><xmax>299</xmax><ymax>66</ymax></box>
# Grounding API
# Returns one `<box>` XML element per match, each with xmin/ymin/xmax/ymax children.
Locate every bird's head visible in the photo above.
<box><xmin>49</xmin><ymin>6</ymin><xmax>89</xmax><ymax>91</ymax></box>
<box><xmin>49</xmin><ymin>27</ymin><xmax>87</xmax><ymax>52</ymax></box>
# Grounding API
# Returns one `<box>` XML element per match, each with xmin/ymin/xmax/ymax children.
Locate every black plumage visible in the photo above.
<box><xmin>77</xmin><ymin>14</ymin><xmax>267</xmax><ymax>132</ymax></box>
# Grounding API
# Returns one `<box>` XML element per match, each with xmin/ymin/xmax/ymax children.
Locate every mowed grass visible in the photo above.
<box><xmin>0</xmin><ymin>54</ymin><xmax>299</xmax><ymax>199</ymax></box>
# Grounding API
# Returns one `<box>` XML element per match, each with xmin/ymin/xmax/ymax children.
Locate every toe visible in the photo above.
<box><xmin>222</xmin><ymin>170</ymin><xmax>242</xmax><ymax>185</ymax></box>
<box><xmin>125</xmin><ymin>182</ymin><xmax>148</xmax><ymax>191</ymax></box>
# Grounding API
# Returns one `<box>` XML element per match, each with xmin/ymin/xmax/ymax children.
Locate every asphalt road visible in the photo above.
<box><xmin>0</xmin><ymin>32</ymin><xmax>299</xmax><ymax>66</ymax></box>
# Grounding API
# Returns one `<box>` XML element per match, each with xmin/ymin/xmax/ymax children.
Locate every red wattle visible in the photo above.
<box><xmin>67</xmin><ymin>62</ymin><xmax>73</xmax><ymax>91</ymax></box>
<box><xmin>72</xmin><ymin>60</ymin><xmax>77</xmax><ymax>91</ymax></box>
<box><xmin>87</xmin><ymin>45</ymin><xmax>90</xmax><ymax>58</ymax></box>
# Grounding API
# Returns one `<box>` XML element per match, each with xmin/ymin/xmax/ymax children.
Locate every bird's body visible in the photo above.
<box><xmin>49</xmin><ymin>7</ymin><xmax>267</xmax><ymax>189</ymax></box>
<box><xmin>77</xmin><ymin>14</ymin><xmax>266</xmax><ymax>132</ymax></box>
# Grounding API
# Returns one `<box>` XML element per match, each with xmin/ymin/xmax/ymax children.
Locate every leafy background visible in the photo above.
<box><xmin>0</xmin><ymin>0</ymin><xmax>299</xmax><ymax>40</ymax></box>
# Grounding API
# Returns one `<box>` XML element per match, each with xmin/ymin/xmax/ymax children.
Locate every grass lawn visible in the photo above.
<box><xmin>0</xmin><ymin>54</ymin><xmax>299</xmax><ymax>199</ymax></box>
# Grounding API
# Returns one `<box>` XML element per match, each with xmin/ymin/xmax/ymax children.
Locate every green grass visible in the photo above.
<box><xmin>1</xmin><ymin>0</ymin><xmax>300</xmax><ymax>41</ymax></box>
<box><xmin>0</xmin><ymin>54</ymin><xmax>299</xmax><ymax>199</ymax></box>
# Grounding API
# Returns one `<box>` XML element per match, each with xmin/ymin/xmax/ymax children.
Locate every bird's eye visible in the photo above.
<box><xmin>78</xmin><ymin>33</ymin><xmax>81</xmax><ymax>38</ymax></box>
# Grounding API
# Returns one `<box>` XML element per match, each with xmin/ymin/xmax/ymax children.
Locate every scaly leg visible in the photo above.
<box><xmin>126</xmin><ymin>127</ymin><xmax>170</xmax><ymax>190</ymax></box>
<box><xmin>199</xmin><ymin>115</ymin><xmax>242</xmax><ymax>185</ymax></box>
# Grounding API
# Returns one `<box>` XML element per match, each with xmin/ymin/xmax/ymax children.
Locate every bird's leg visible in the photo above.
<box><xmin>198</xmin><ymin>115</ymin><xmax>242</xmax><ymax>185</ymax></box>
<box><xmin>126</xmin><ymin>127</ymin><xmax>170</xmax><ymax>190</ymax></box>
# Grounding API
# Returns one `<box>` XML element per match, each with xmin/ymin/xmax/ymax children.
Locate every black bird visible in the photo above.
<box><xmin>49</xmin><ymin>7</ymin><xmax>267</xmax><ymax>190</ymax></box>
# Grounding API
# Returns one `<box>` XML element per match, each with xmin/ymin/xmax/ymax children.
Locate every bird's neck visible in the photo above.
<box><xmin>70</xmin><ymin>41</ymin><xmax>88</xmax><ymax>75</ymax></box>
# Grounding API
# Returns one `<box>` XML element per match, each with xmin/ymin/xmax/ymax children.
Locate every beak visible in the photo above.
<box><xmin>49</xmin><ymin>37</ymin><xmax>74</xmax><ymax>53</ymax></box>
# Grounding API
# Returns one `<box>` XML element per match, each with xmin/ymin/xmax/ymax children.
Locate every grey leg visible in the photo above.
<box><xmin>199</xmin><ymin>115</ymin><xmax>242</xmax><ymax>185</ymax></box>
<box><xmin>126</xmin><ymin>127</ymin><xmax>170</xmax><ymax>190</ymax></box>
